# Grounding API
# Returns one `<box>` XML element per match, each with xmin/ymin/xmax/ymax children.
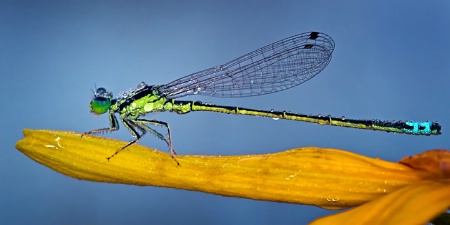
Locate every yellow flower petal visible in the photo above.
<box><xmin>15</xmin><ymin>129</ymin><xmax>435</xmax><ymax>209</ymax></box>
<box><xmin>400</xmin><ymin>149</ymin><xmax>450</xmax><ymax>179</ymax></box>
<box><xmin>309</xmin><ymin>180</ymin><xmax>450</xmax><ymax>225</ymax></box>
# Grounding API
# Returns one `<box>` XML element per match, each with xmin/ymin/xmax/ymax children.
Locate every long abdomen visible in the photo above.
<box><xmin>166</xmin><ymin>100</ymin><xmax>441</xmax><ymax>135</ymax></box>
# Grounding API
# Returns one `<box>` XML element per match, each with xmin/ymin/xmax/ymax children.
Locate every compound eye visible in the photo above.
<box><xmin>90</xmin><ymin>97</ymin><xmax>111</xmax><ymax>114</ymax></box>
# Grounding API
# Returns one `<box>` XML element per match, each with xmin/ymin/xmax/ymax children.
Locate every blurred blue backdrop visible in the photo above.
<box><xmin>1</xmin><ymin>1</ymin><xmax>449</xmax><ymax>224</ymax></box>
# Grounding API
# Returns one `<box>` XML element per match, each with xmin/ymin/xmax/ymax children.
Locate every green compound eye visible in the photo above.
<box><xmin>90</xmin><ymin>97</ymin><xmax>111</xmax><ymax>114</ymax></box>
<box><xmin>90</xmin><ymin>87</ymin><xmax>112</xmax><ymax>114</ymax></box>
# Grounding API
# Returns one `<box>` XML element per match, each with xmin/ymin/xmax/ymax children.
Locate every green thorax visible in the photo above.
<box><xmin>113</xmin><ymin>84</ymin><xmax>169</xmax><ymax>119</ymax></box>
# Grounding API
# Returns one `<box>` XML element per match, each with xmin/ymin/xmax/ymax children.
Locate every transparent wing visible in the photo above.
<box><xmin>159</xmin><ymin>31</ymin><xmax>335</xmax><ymax>98</ymax></box>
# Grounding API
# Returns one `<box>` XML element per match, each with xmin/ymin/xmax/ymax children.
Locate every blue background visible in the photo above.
<box><xmin>1</xmin><ymin>1</ymin><xmax>449</xmax><ymax>224</ymax></box>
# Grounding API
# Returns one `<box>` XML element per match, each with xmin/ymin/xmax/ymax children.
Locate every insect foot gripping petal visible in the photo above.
<box><xmin>82</xmin><ymin>113</ymin><xmax>120</xmax><ymax>140</ymax></box>
<box><xmin>133</xmin><ymin>118</ymin><xmax>180</xmax><ymax>166</ymax></box>
<box><xmin>109</xmin><ymin>117</ymin><xmax>180</xmax><ymax>166</ymax></box>
<box><xmin>165</xmin><ymin>124</ymin><xmax>180</xmax><ymax>166</ymax></box>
